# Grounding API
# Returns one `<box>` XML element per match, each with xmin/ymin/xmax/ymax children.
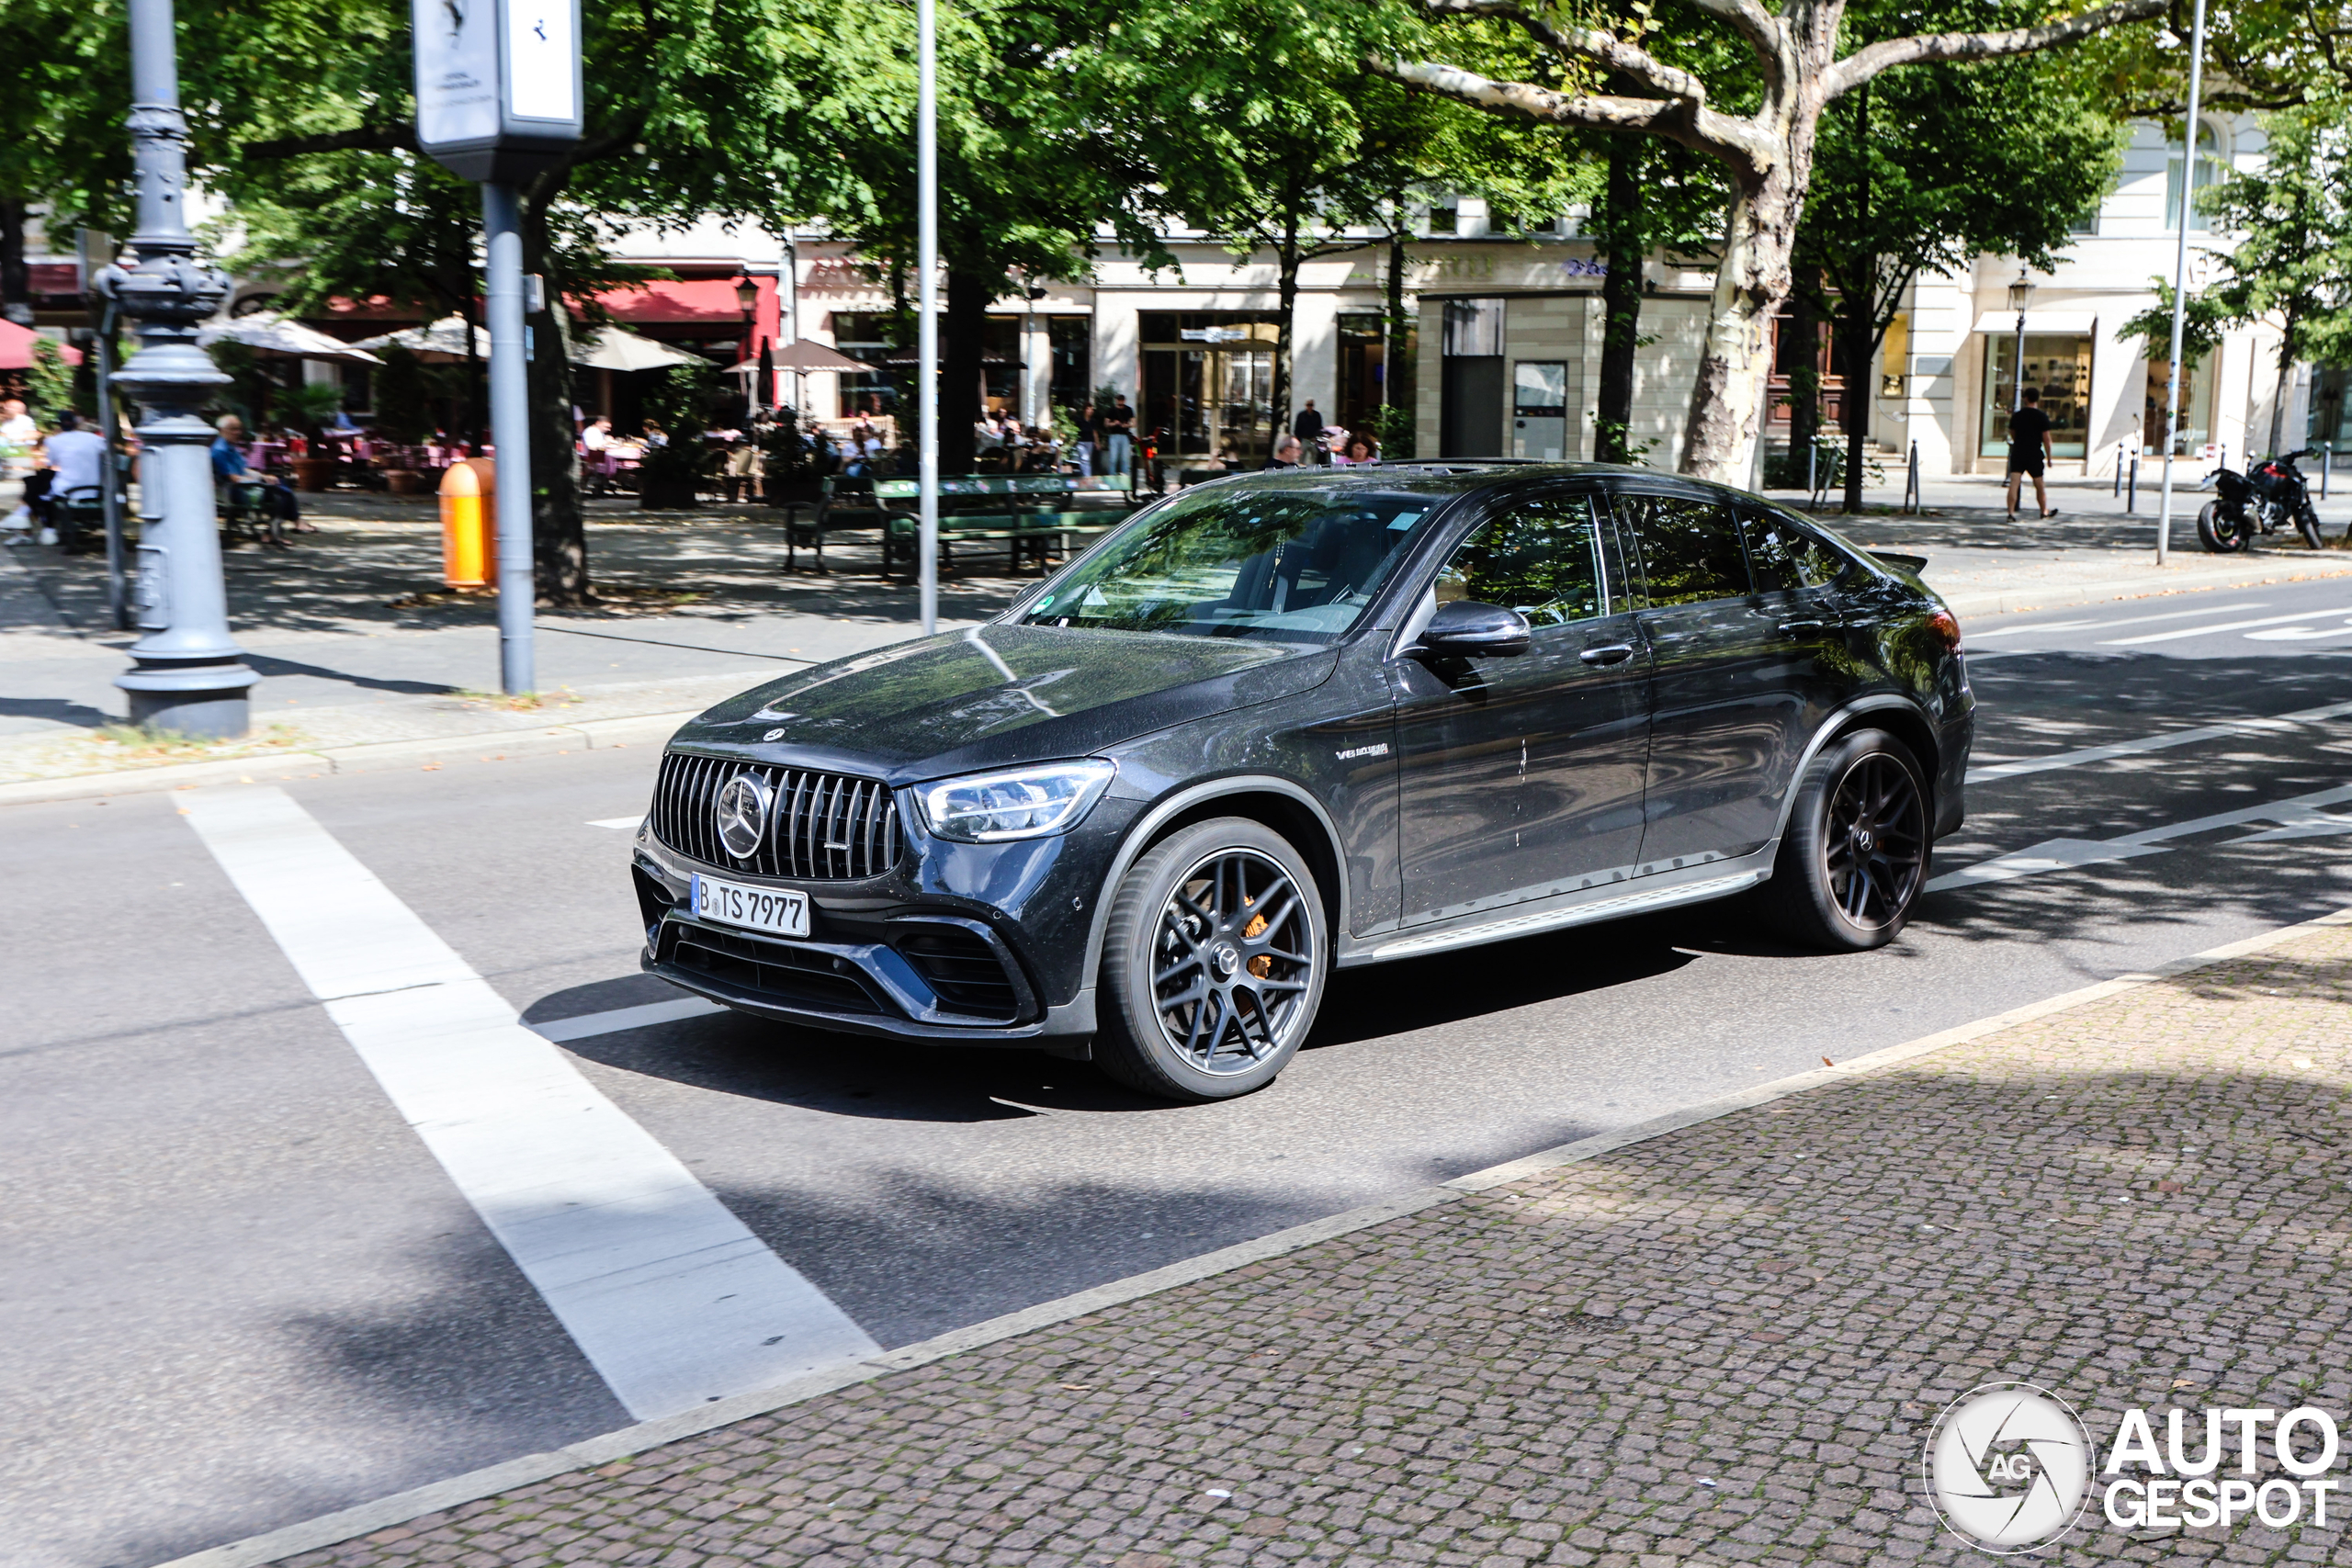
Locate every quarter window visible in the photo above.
<box><xmin>1432</xmin><ymin>494</ymin><xmax>1609</xmax><ymax>627</ymax></box>
<box><xmin>1616</xmin><ymin>494</ymin><xmax>1748</xmax><ymax>606</ymax></box>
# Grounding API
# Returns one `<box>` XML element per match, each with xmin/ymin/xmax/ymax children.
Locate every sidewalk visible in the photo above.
<box><xmin>6</xmin><ymin>477</ymin><xmax>2352</xmax><ymax>794</ymax></box>
<box><xmin>190</xmin><ymin>911</ymin><xmax>2352</xmax><ymax>1567</ymax></box>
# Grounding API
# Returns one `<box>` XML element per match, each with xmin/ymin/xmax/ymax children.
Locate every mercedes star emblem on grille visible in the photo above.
<box><xmin>713</xmin><ymin>771</ymin><xmax>772</xmax><ymax>860</ymax></box>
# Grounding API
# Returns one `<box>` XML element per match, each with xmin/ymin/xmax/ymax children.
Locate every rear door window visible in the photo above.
<box><xmin>1614</xmin><ymin>493</ymin><xmax>1750</xmax><ymax>606</ymax></box>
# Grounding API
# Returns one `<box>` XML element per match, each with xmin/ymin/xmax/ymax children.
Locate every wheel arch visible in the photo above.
<box><xmin>1080</xmin><ymin>777</ymin><xmax>1348</xmax><ymax>984</ymax></box>
<box><xmin>1765</xmin><ymin>694</ymin><xmax>1942</xmax><ymax>852</ymax></box>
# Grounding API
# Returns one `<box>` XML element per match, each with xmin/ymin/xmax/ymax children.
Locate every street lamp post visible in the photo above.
<box><xmin>916</xmin><ymin>0</ymin><xmax>939</xmax><ymax>637</ymax></box>
<box><xmin>2007</xmin><ymin>269</ymin><xmax>2031</xmax><ymax>416</ymax></box>
<box><xmin>102</xmin><ymin>0</ymin><xmax>257</xmax><ymax>739</ymax></box>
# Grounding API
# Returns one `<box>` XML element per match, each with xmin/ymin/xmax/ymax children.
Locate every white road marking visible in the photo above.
<box><xmin>2245</xmin><ymin>618</ymin><xmax>2352</xmax><ymax>642</ymax></box>
<box><xmin>1928</xmin><ymin>781</ymin><xmax>2352</xmax><ymax>891</ymax></box>
<box><xmin>588</xmin><ymin>816</ymin><xmax>645</xmax><ymax>830</ymax></box>
<box><xmin>531</xmin><ymin>996</ymin><xmax>726</xmax><ymax>1042</ymax></box>
<box><xmin>1964</xmin><ymin>601</ymin><xmax>2267</xmax><ymax>639</ymax></box>
<box><xmin>1968</xmin><ymin>698</ymin><xmax>2352</xmax><ymax>784</ymax></box>
<box><xmin>2102</xmin><ymin>606</ymin><xmax>2352</xmax><ymax>646</ymax></box>
<box><xmin>181</xmin><ymin>786</ymin><xmax>878</xmax><ymax>1421</ymax></box>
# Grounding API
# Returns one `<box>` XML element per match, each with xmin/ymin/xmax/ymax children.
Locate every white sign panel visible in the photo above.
<box><xmin>504</xmin><ymin>0</ymin><xmax>576</xmax><ymax>122</ymax></box>
<box><xmin>413</xmin><ymin>0</ymin><xmax>501</xmax><ymax>151</ymax></box>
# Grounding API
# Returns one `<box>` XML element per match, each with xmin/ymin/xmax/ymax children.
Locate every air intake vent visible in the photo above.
<box><xmin>650</xmin><ymin>752</ymin><xmax>901</xmax><ymax>880</ymax></box>
<box><xmin>894</xmin><ymin>926</ymin><xmax>1022</xmax><ymax>1021</ymax></box>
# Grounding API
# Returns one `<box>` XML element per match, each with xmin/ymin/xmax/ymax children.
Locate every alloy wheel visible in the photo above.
<box><xmin>1150</xmin><ymin>848</ymin><xmax>1316</xmax><ymax>1075</ymax></box>
<box><xmin>1822</xmin><ymin>752</ymin><xmax>1927</xmax><ymax>930</ymax></box>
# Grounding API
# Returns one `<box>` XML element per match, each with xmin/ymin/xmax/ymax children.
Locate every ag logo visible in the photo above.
<box><xmin>1922</xmin><ymin>1382</ymin><xmax>2094</xmax><ymax>1554</ymax></box>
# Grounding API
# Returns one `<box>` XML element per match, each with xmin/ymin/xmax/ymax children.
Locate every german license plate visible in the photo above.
<box><xmin>691</xmin><ymin>874</ymin><xmax>809</xmax><ymax>938</ymax></box>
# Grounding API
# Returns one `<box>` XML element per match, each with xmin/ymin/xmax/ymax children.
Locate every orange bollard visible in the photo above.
<box><xmin>438</xmin><ymin>457</ymin><xmax>498</xmax><ymax>588</ymax></box>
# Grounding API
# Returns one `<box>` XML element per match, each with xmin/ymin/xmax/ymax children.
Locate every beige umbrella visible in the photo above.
<box><xmin>349</xmin><ymin>315</ymin><xmax>491</xmax><ymax>362</ymax></box>
<box><xmin>200</xmin><ymin>311</ymin><xmax>384</xmax><ymax>364</ymax></box>
<box><xmin>572</xmin><ymin>325</ymin><xmax>707</xmax><ymax>371</ymax></box>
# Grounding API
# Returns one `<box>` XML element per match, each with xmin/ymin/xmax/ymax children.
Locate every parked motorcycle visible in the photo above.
<box><xmin>2198</xmin><ymin>449</ymin><xmax>2324</xmax><ymax>552</ymax></box>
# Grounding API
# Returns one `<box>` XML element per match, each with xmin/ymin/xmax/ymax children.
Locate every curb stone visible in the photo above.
<box><xmin>0</xmin><ymin>712</ymin><xmax>692</xmax><ymax>810</ymax></box>
<box><xmin>150</xmin><ymin>901</ymin><xmax>2352</xmax><ymax>1568</ymax></box>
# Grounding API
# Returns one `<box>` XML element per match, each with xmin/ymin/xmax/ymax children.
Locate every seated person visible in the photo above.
<box><xmin>210</xmin><ymin>414</ymin><xmax>306</xmax><ymax>531</ymax></box>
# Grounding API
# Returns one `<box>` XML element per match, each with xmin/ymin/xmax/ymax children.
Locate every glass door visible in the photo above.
<box><xmin>1512</xmin><ymin>361</ymin><xmax>1567</xmax><ymax>460</ymax></box>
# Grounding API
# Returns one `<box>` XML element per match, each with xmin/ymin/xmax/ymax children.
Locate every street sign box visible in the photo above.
<box><xmin>413</xmin><ymin>0</ymin><xmax>582</xmax><ymax>183</ymax></box>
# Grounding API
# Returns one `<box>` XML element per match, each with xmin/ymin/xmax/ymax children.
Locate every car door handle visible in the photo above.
<box><xmin>1774</xmin><ymin>619</ymin><xmax>1828</xmax><ymax>637</ymax></box>
<box><xmin>1579</xmin><ymin>643</ymin><xmax>1635</xmax><ymax>666</ymax></box>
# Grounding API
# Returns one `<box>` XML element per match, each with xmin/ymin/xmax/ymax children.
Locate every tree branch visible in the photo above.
<box><xmin>240</xmin><ymin>125</ymin><xmax>417</xmax><ymax>160</ymax></box>
<box><xmin>1682</xmin><ymin>0</ymin><xmax>1787</xmax><ymax>80</ymax></box>
<box><xmin>1374</xmin><ymin>57</ymin><xmax>1771</xmax><ymax>172</ymax></box>
<box><xmin>1412</xmin><ymin>0</ymin><xmax>1713</xmax><ymax>102</ymax></box>
<box><xmin>1823</xmin><ymin>0</ymin><xmax>2165</xmax><ymax>99</ymax></box>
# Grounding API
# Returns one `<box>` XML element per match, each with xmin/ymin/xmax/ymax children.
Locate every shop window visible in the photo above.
<box><xmin>1981</xmin><ymin>334</ymin><xmax>2093</xmax><ymax>458</ymax></box>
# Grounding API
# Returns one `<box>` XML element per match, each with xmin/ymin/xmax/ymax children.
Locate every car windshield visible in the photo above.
<box><xmin>1019</xmin><ymin>484</ymin><xmax>1442</xmax><ymax>643</ymax></box>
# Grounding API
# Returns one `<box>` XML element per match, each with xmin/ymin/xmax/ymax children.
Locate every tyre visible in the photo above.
<box><xmin>2197</xmin><ymin>500</ymin><xmax>2252</xmax><ymax>553</ymax></box>
<box><xmin>2298</xmin><ymin>506</ymin><xmax>2324</xmax><ymax>550</ymax></box>
<box><xmin>1092</xmin><ymin>818</ymin><xmax>1327</xmax><ymax>1101</ymax></box>
<box><xmin>1757</xmin><ymin>729</ymin><xmax>1930</xmax><ymax>952</ymax></box>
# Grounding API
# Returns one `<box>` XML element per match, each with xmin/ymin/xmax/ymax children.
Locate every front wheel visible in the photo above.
<box><xmin>1092</xmin><ymin>818</ymin><xmax>1327</xmax><ymax>1102</ymax></box>
<box><xmin>2198</xmin><ymin>500</ymin><xmax>2252</xmax><ymax>553</ymax></box>
<box><xmin>1757</xmin><ymin>730</ymin><xmax>1930</xmax><ymax>952</ymax></box>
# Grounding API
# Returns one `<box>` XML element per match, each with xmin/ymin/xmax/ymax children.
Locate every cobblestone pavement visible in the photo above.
<box><xmin>269</xmin><ymin>922</ymin><xmax>2352</xmax><ymax>1567</ymax></box>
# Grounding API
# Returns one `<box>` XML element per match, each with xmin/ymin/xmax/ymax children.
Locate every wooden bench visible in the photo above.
<box><xmin>870</xmin><ymin>474</ymin><xmax>1136</xmax><ymax>578</ymax></box>
<box><xmin>785</xmin><ymin>475</ymin><xmax>890</xmax><ymax>574</ymax></box>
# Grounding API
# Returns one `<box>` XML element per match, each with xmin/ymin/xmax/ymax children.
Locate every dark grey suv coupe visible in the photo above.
<box><xmin>629</xmin><ymin>463</ymin><xmax>1973</xmax><ymax>1101</ymax></box>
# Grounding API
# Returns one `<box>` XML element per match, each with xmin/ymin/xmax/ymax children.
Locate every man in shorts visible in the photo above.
<box><xmin>2005</xmin><ymin>385</ymin><xmax>2056</xmax><ymax>520</ymax></box>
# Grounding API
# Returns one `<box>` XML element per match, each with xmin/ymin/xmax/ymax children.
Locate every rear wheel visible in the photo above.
<box><xmin>2198</xmin><ymin>500</ymin><xmax>2252</xmax><ymax>553</ymax></box>
<box><xmin>2298</xmin><ymin>505</ymin><xmax>2324</xmax><ymax>550</ymax></box>
<box><xmin>1093</xmin><ymin>818</ymin><xmax>1326</xmax><ymax>1102</ymax></box>
<box><xmin>1758</xmin><ymin>730</ymin><xmax>1929</xmax><ymax>952</ymax></box>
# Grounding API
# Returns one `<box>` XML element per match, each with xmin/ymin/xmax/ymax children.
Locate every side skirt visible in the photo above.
<box><xmin>1336</xmin><ymin>848</ymin><xmax>1776</xmax><ymax>966</ymax></box>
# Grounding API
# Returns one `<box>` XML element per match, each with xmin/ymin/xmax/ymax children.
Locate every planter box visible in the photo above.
<box><xmin>383</xmin><ymin>468</ymin><xmax>431</xmax><ymax>495</ymax></box>
<box><xmin>289</xmin><ymin>457</ymin><xmax>338</xmax><ymax>492</ymax></box>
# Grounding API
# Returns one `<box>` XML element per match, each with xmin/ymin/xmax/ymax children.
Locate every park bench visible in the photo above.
<box><xmin>785</xmin><ymin>473</ymin><xmax>891</xmax><ymax>574</ymax></box>
<box><xmin>871</xmin><ymin>473</ymin><xmax>1136</xmax><ymax>579</ymax></box>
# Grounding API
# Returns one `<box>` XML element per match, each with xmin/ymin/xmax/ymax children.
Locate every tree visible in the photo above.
<box><xmin>1373</xmin><ymin>0</ymin><xmax>2166</xmax><ymax>480</ymax></box>
<box><xmin>2117</xmin><ymin>278</ymin><xmax>2229</xmax><ymax>455</ymax></box>
<box><xmin>1790</xmin><ymin>18</ymin><xmax>2125</xmax><ymax>509</ymax></box>
<box><xmin>2199</xmin><ymin>102</ymin><xmax>2352</xmax><ymax>457</ymax></box>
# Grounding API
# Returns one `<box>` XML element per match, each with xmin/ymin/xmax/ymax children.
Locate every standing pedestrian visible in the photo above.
<box><xmin>2004</xmin><ymin>385</ymin><xmax>2057</xmax><ymax>521</ymax></box>
<box><xmin>1102</xmin><ymin>395</ymin><xmax>1135</xmax><ymax>479</ymax></box>
<box><xmin>1291</xmin><ymin>399</ymin><xmax>1326</xmax><ymax>464</ymax></box>
<box><xmin>1073</xmin><ymin>402</ymin><xmax>1098</xmax><ymax>477</ymax></box>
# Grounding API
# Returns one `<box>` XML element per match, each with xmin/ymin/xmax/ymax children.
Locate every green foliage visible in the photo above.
<box><xmin>2118</xmin><ymin>280</ymin><xmax>2231</xmax><ymax>364</ymax></box>
<box><xmin>757</xmin><ymin>403</ymin><xmax>821</xmax><ymax>481</ymax></box>
<box><xmin>24</xmin><ymin>337</ymin><xmax>79</xmax><ymax>425</ymax></box>
<box><xmin>1365</xmin><ymin>403</ymin><xmax>1418</xmax><ymax>461</ymax></box>
<box><xmin>2202</xmin><ymin>101</ymin><xmax>2352</xmax><ymax>377</ymax></box>
<box><xmin>637</xmin><ymin>359</ymin><xmax>722</xmax><ymax>494</ymax></box>
<box><xmin>280</xmin><ymin>379</ymin><xmax>345</xmax><ymax>437</ymax></box>
<box><xmin>1592</xmin><ymin>417</ymin><xmax>1658</xmax><ymax>468</ymax></box>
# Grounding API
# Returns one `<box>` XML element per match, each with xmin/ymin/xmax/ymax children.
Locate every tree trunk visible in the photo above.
<box><xmin>1785</xmin><ymin>277</ymin><xmax>1818</xmax><ymax>479</ymax></box>
<box><xmin>940</xmin><ymin>263</ymin><xmax>993</xmax><ymax>477</ymax></box>
<box><xmin>1680</xmin><ymin>118</ymin><xmax>1809</xmax><ymax>483</ymax></box>
<box><xmin>460</xmin><ymin>293</ymin><xmax>485</xmax><ymax>453</ymax></box>
<box><xmin>2268</xmin><ymin>317</ymin><xmax>2295</xmax><ymax>458</ymax></box>
<box><xmin>0</xmin><ymin>198</ymin><xmax>30</xmax><ymax>327</ymax></box>
<box><xmin>524</xmin><ymin>185</ymin><xmax>590</xmax><ymax>607</ymax></box>
<box><xmin>1273</xmin><ymin>229</ymin><xmax>1300</xmax><ymax>460</ymax></box>
<box><xmin>1840</xmin><ymin>85</ymin><xmax>1871</xmax><ymax>513</ymax></box>
<box><xmin>1595</xmin><ymin>136</ymin><xmax>1645</xmax><ymax>464</ymax></box>
<box><xmin>1384</xmin><ymin>220</ymin><xmax>1407</xmax><ymax>427</ymax></box>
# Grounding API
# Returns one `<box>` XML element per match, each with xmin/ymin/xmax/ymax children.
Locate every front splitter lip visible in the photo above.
<box><xmin>642</xmin><ymin>948</ymin><xmax>1077</xmax><ymax>1044</ymax></box>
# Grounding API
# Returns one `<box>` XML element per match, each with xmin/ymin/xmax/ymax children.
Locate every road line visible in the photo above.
<box><xmin>2102</xmin><ymin>606</ymin><xmax>2352</xmax><ymax>645</ymax></box>
<box><xmin>1963</xmin><ymin>600</ymin><xmax>2267</xmax><ymax>639</ymax></box>
<box><xmin>587</xmin><ymin>815</ymin><xmax>644</xmax><ymax>830</ymax></box>
<box><xmin>1926</xmin><ymin>780</ymin><xmax>2352</xmax><ymax>891</ymax></box>
<box><xmin>530</xmin><ymin>996</ymin><xmax>725</xmax><ymax>1042</ymax></box>
<box><xmin>180</xmin><ymin>785</ymin><xmax>878</xmax><ymax>1421</ymax></box>
<box><xmin>155</xmin><ymin>901</ymin><xmax>2352</xmax><ymax>1568</ymax></box>
<box><xmin>1967</xmin><ymin>697</ymin><xmax>2352</xmax><ymax>784</ymax></box>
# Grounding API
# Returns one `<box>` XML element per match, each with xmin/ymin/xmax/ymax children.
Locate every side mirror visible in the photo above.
<box><xmin>1408</xmin><ymin>600</ymin><xmax>1532</xmax><ymax>659</ymax></box>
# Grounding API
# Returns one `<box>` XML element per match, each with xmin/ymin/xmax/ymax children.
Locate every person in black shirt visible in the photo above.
<box><xmin>2005</xmin><ymin>385</ymin><xmax>2057</xmax><ymax>520</ymax></box>
<box><xmin>1291</xmin><ymin>400</ymin><xmax>1325</xmax><ymax>463</ymax></box>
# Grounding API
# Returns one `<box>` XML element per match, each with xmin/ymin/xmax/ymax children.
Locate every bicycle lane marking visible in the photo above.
<box><xmin>179</xmin><ymin>784</ymin><xmax>878</xmax><ymax>1422</ymax></box>
<box><xmin>1926</xmin><ymin>780</ymin><xmax>2352</xmax><ymax>892</ymax></box>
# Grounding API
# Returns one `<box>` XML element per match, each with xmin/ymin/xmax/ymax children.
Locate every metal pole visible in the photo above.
<box><xmin>94</xmin><ymin>299</ymin><xmax>130</xmax><ymax>630</ymax></box>
<box><xmin>917</xmin><ymin>0</ymin><xmax>939</xmax><ymax>636</ymax></box>
<box><xmin>481</xmin><ymin>183</ymin><xmax>535</xmax><ymax>695</ymax></box>
<box><xmin>2128</xmin><ymin>450</ymin><xmax>2139</xmax><ymax>513</ymax></box>
<box><xmin>2113</xmin><ymin>440</ymin><xmax>2123</xmax><ymax>498</ymax></box>
<box><xmin>2157</xmin><ymin>0</ymin><xmax>2208</xmax><ymax>566</ymax></box>
<box><xmin>2011</xmin><ymin>310</ymin><xmax>2027</xmax><ymax>414</ymax></box>
<box><xmin>104</xmin><ymin>0</ymin><xmax>254</xmax><ymax>737</ymax></box>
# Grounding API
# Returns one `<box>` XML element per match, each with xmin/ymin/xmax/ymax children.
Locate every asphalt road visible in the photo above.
<box><xmin>10</xmin><ymin>579</ymin><xmax>2352</xmax><ymax>1567</ymax></box>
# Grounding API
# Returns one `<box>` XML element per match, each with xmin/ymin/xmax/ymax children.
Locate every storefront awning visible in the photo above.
<box><xmin>1971</xmin><ymin>310</ymin><xmax>2098</xmax><ymax>337</ymax></box>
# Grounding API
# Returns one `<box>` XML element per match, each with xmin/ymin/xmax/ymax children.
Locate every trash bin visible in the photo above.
<box><xmin>438</xmin><ymin>457</ymin><xmax>497</xmax><ymax>588</ymax></box>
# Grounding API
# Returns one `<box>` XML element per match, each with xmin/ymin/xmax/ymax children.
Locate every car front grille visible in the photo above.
<box><xmin>651</xmin><ymin>751</ymin><xmax>901</xmax><ymax>880</ymax></box>
<box><xmin>667</xmin><ymin>925</ymin><xmax>886</xmax><ymax>1014</ymax></box>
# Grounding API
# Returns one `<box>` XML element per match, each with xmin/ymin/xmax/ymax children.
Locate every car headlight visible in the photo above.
<box><xmin>916</xmin><ymin>759</ymin><xmax>1118</xmax><ymax>842</ymax></box>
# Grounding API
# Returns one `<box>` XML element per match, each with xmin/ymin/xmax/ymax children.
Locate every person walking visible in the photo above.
<box><xmin>2005</xmin><ymin>386</ymin><xmax>2057</xmax><ymax>521</ymax></box>
<box><xmin>1102</xmin><ymin>396</ymin><xmax>1134</xmax><ymax>479</ymax></box>
<box><xmin>1291</xmin><ymin>400</ymin><xmax>1326</xmax><ymax>465</ymax></box>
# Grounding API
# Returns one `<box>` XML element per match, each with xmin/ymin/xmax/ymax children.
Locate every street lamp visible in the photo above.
<box><xmin>101</xmin><ymin>0</ymin><xmax>257</xmax><ymax>738</ymax></box>
<box><xmin>2007</xmin><ymin>268</ymin><xmax>2031</xmax><ymax>416</ymax></box>
<box><xmin>736</xmin><ymin>275</ymin><xmax>760</xmax><ymax>414</ymax></box>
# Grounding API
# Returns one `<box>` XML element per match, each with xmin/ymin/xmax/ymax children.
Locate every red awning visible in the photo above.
<box><xmin>596</xmin><ymin>278</ymin><xmax>765</xmax><ymax>327</ymax></box>
<box><xmin>0</xmin><ymin>320</ymin><xmax>85</xmax><ymax>369</ymax></box>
